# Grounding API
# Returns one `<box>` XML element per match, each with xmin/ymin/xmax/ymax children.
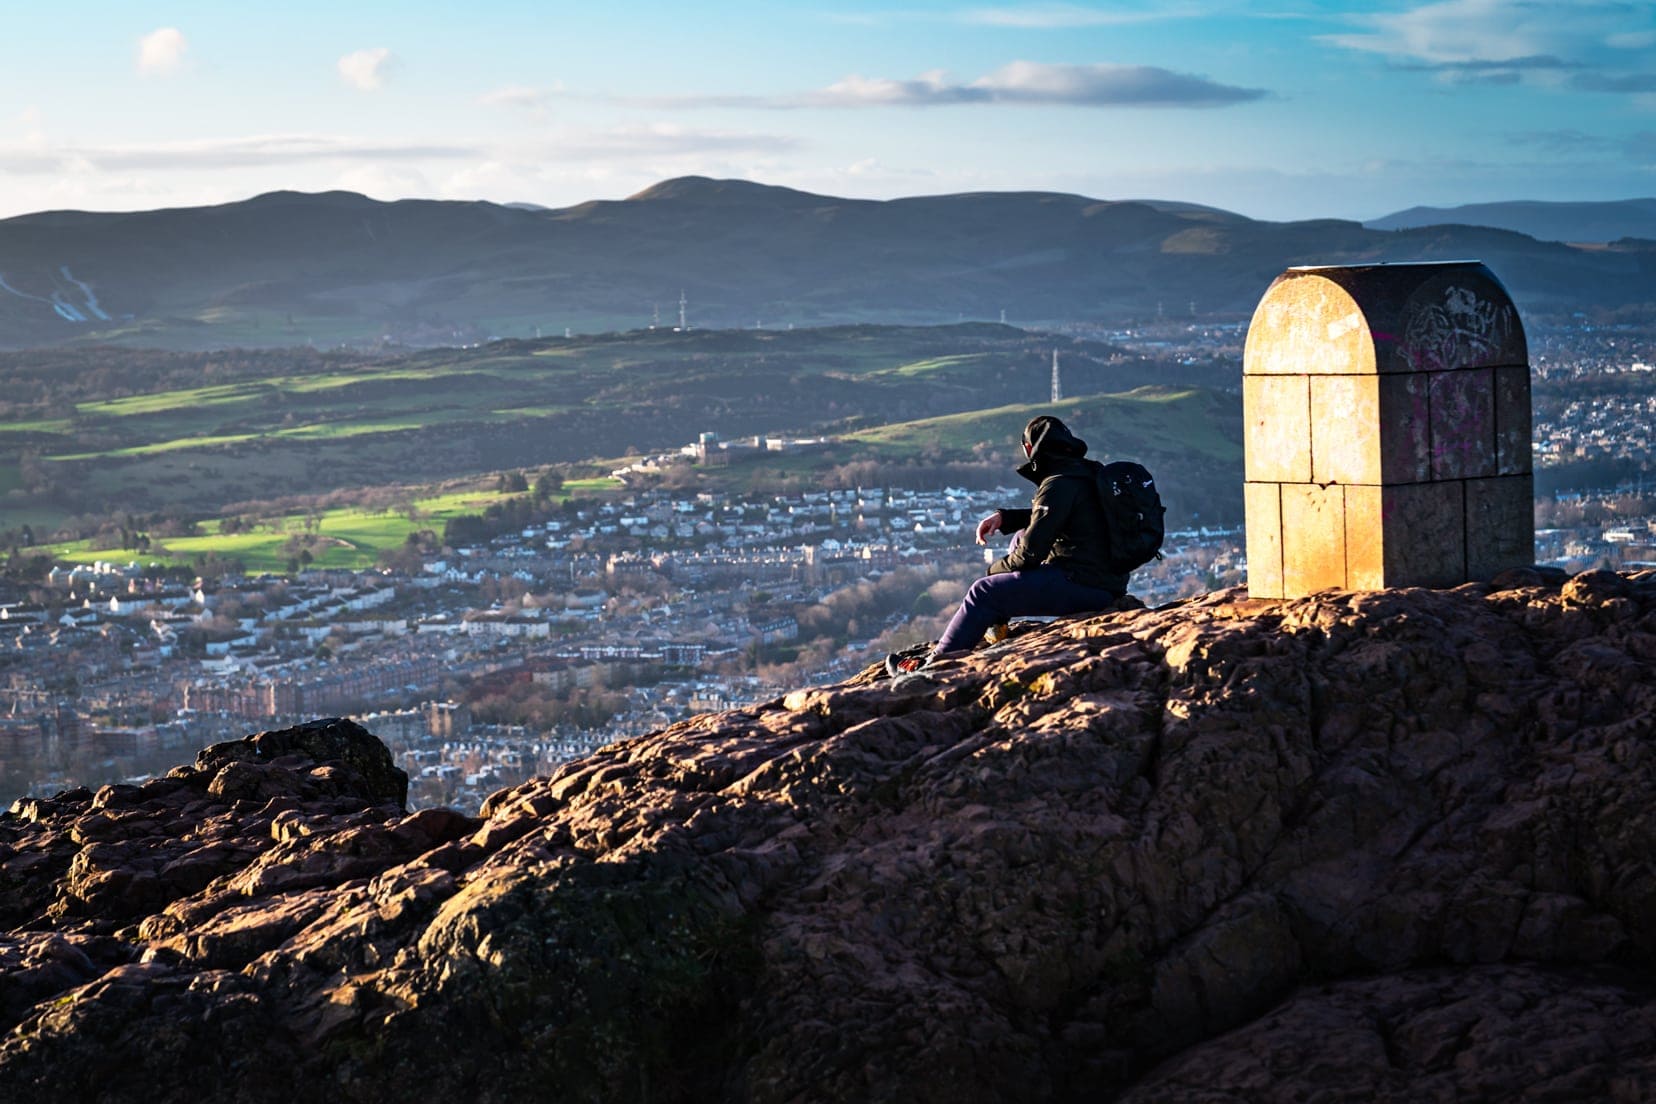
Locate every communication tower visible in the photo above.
<box><xmin>1050</xmin><ymin>349</ymin><xmax>1062</xmax><ymax>404</ymax></box>
<box><xmin>677</xmin><ymin>290</ymin><xmax>688</xmax><ymax>332</ymax></box>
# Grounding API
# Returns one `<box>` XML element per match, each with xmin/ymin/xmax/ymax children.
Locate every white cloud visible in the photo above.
<box><xmin>334</xmin><ymin>164</ymin><xmax>432</xmax><ymax>200</ymax></box>
<box><xmin>1326</xmin><ymin>0</ymin><xmax>1651</xmax><ymax>64</ymax></box>
<box><xmin>1325</xmin><ymin>0</ymin><xmax>1656</xmax><ymax>93</ymax></box>
<box><xmin>137</xmin><ymin>27</ymin><xmax>188</xmax><ymax>77</ymax></box>
<box><xmin>637</xmin><ymin>61</ymin><xmax>1265</xmax><ymax>110</ymax></box>
<box><xmin>983</xmin><ymin>60</ymin><xmax>1261</xmax><ymax>104</ymax></box>
<box><xmin>536</xmin><ymin>123</ymin><xmax>799</xmax><ymax>159</ymax></box>
<box><xmin>809</xmin><ymin>61</ymin><xmax>1265</xmax><ymax>107</ymax></box>
<box><xmin>477</xmin><ymin>85</ymin><xmax>555</xmax><ymax>114</ymax></box>
<box><xmin>338</xmin><ymin>47</ymin><xmax>393</xmax><ymax>92</ymax></box>
<box><xmin>18</xmin><ymin>106</ymin><xmax>44</xmax><ymax>149</ymax></box>
<box><xmin>0</xmin><ymin>134</ymin><xmax>475</xmax><ymax>175</ymax></box>
<box><xmin>432</xmin><ymin>129</ymin><xmax>806</xmax><ymax>204</ymax></box>
<box><xmin>961</xmin><ymin>4</ymin><xmax>1196</xmax><ymax>28</ymax></box>
<box><xmin>1325</xmin><ymin>0</ymin><xmax>1555</xmax><ymax>63</ymax></box>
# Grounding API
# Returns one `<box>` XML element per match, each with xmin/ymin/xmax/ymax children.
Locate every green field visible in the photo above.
<box><xmin>37</xmin><ymin>477</ymin><xmax>630</xmax><ymax>572</ymax></box>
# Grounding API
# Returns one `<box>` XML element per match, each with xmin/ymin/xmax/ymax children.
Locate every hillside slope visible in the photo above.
<box><xmin>1</xmin><ymin>569</ymin><xmax>1654</xmax><ymax>1101</ymax></box>
<box><xmin>2</xmin><ymin>178</ymin><xmax>1653</xmax><ymax>349</ymax></box>
<box><xmin>3</xmin><ymin>326</ymin><xmax>1244</xmax><ymax>527</ymax></box>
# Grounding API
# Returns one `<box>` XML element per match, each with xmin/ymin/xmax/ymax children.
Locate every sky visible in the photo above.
<box><xmin>1</xmin><ymin>0</ymin><xmax>1653</xmax><ymax>222</ymax></box>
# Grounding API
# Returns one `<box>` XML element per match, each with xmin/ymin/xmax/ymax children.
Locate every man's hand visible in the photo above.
<box><xmin>975</xmin><ymin>511</ymin><xmax>1003</xmax><ymax>545</ymax></box>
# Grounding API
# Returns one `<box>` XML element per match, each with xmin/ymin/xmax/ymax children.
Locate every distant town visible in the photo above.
<box><xmin>3</xmin><ymin>320</ymin><xmax>1652</xmax><ymax>813</ymax></box>
<box><xmin>0</xmin><ymin>476</ymin><xmax>1244</xmax><ymax>812</ymax></box>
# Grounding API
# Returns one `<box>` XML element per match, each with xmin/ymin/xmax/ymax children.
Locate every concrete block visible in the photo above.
<box><xmin>1244</xmin><ymin>482</ymin><xmax>1285</xmax><ymax>599</ymax></box>
<box><xmin>1377</xmin><ymin>372</ymin><xmax>1433</xmax><ymax>484</ymax></box>
<box><xmin>1244</xmin><ymin>375</ymin><xmax>1311</xmax><ymax>483</ymax></box>
<box><xmin>1282</xmin><ymin>483</ymin><xmax>1347</xmax><ymax>595</ymax></box>
<box><xmin>1429</xmin><ymin>368</ymin><xmax>1496</xmax><ymax>480</ymax></box>
<box><xmin>1494</xmin><ymin>365</ymin><xmax>1533</xmax><ymax>476</ymax></box>
<box><xmin>1466</xmin><ymin>475</ymin><xmax>1535</xmax><ymax>579</ymax></box>
<box><xmin>1381</xmin><ymin>481</ymin><xmax>1465</xmax><ymax>588</ymax></box>
<box><xmin>1243</xmin><ymin>261</ymin><xmax>1530</xmax><ymax>598</ymax></box>
<box><xmin>1311</xmin><ymin>375</ymin><xmax>1379</xmax><ymax>485</ymax></box>
<box><xmin>1344</xmin><ymin>485</ymin><xmax>1386</xmax><ymax>590</ymax></box>
<box><xmin>1244</xmin><ymin>274</ymin><xmax>1373</xmax><ymax>376</ymax></box>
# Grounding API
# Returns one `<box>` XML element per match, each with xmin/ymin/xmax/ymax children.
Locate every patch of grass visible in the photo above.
<box><xmin>52</xmin><ymin>431</ymin><xmax>268</xmax><ymax>460</ymax></box>
<box><xmin>561</xmin><ymin>477</ymin><xmax>624</xmax><ymax>496</ymax></box>
<box><xmin>886</xmin><ymin>353</ymin><xmax>991</xmax><ymax>378</ymax></box>
<box><xmin>0</xmin><ymin>418</ymin><xmax>74</xmax><ymax>434</ymax></box>
<box><xmin>34</xmin><ymin>482</ymin><xmax>627</xmax><ymax>573</ymax></box>
<box><xmin>77</xmin><ymin>382</ymin><xmax>275</xmax><ymax>418</ymax></box>
<box><xmin>845</xmin><ymin>389</ymin><xmax>1238</xmax><ymax>462</ymax></box>
<box><xmin>273</xmin><ymin>413</ymin><xmax>468</xmax><ymax>440</ymax></box>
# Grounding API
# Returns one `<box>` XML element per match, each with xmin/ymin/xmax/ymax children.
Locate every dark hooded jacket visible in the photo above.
<box><xmin>989</xmin><ymin>416</ymin><xmax>1127</xmax><ymax>593</ymax></box>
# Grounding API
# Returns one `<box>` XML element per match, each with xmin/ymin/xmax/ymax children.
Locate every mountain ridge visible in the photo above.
<box><xmin>2</xmin><ymin>177</ymin><xmax>1652</xmax><ymax>350</ymax></box>
<box><xmin>1366</xmin><ymin>196</ymin><xmax>1656</xmax><ymax>243</ymax></box>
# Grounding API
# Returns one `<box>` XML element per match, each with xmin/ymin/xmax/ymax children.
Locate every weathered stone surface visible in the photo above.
<box><xmin>1310</xmin><ymin>374</ymin><xmax>1379</xmax><ymax>484</ymax></box>
<box><xmin>1377</xmin><ymin>369</ymin><xmax>1434</xmax><ymax>483</ymax></box>
<box><xmin>0</xmin><ymin>716</ymin><xmax>407</xmax><ymax>952</ymax></box>
<box><xmin>1280</xmin><ymin>482</ymin><xmax>1346</xmax><ymax>595</ymax></box>
<box><xmin>1247</xmin><ymin>263</ymin><xmax>1526</xmax><ymax>377</ymax></box>
<box><xmin>1243</xmin><ymin>272</ymin><xmax>1373</xmax><ymax>376</ymax></box>
<box><xmin>1428</xmin><ymin>366</ymin><xmax>1497</xmax><ymax>480</ymax></box>
<box><xmin>1119</xmin><ymin>965</ymin><xmax>1656</xmax><ymax>1103</ymax></box>
<box><xmin>1243</xmin><ymin>374</ymin><xmax>1311</xmax><ymax>483</ymax></box>
<box><xmin>1344</xmin><ymin>483</ymin><xmax>1387</xmax><ymax>590</ymax></box>
<box><xmin>1493</xmin><ymin>364</ymin><xmax>1533</xmax><ymax>476</ymax></box>
<box><xmin>1242</xmin><ymin>482</ymin><xmax>1283</xmax><ymax>598</ymax></box>
<box><xmin>1466</xmin><ymin>474</ymin><xmax>1536</xmax><ymax>580</ymax></box>
<box><xmin>3</xmin><ymin>577</ymin><xmax>1656</xmax><ymax>1102</ymax></box>
<box><xmin>1380</xmin><ymin>478</ymin><xmax>1467</xmax><ymax>587</ymax></box>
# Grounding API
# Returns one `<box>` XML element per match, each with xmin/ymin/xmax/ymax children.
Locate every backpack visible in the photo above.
<box><xmin>1091</xmin><ymin>460</ymin><xmax>1165</xmax><ymax>573</ymax></box>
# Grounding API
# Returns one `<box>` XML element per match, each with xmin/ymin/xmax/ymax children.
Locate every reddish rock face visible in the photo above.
<box><xmin>3</xmin><ymin>576</ymin><xmax>1656</xmax><ymax>1102</ymax></box>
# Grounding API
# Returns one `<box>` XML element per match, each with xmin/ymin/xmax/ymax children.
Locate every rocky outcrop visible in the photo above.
<box><xmin>2</xmin><ymin>572</ymin><xmax>1655</xmax><ymax>1102</ymax></box>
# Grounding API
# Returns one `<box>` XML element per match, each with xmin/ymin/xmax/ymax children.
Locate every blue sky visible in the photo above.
<box><xmin>1</xmin><ymin>0</ymin><xmax>1653</xmax><ymax>221</ymax></box>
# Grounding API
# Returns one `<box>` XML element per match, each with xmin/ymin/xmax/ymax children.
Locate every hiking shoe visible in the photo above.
<box><xmin>885</xmin><ymin>643</ymin><xmax>935</xmax><ymax>677</ymax></box>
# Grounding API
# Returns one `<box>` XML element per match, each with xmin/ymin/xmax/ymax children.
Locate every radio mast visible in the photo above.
<box><xmin>1050</xmin><ymin>349</ymin><xmax>1062</xmax><ymax>404</ymax></box>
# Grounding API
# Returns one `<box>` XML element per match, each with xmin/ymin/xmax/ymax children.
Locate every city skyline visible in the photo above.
<box><xmin>0</xmin><ymin>1</ymin><xmax>1653</xmax><ymax>222</ymax></box>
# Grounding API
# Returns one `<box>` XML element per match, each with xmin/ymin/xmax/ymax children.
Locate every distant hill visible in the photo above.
<box><xmin>1365</xmin><ymin>198</ymin><xmax>1656</xmax><ymax>244</ymax></box>
<box><xmin>1</xmin><ymin>177</ymin><xmax>1653</xmax><ymax>349</ymax></box>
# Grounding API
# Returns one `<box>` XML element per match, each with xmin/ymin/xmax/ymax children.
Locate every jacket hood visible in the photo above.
<box><xmin>1016</xmin><ymin>415</ymin><xmax>1089</xmax><ymax>481</ymax></box>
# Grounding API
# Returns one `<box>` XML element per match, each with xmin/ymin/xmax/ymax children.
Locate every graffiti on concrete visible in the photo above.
<box><xmin>1401</xmin><ymin>284</ymin><xmax>1518</xmax><ymax>372</ymax></box>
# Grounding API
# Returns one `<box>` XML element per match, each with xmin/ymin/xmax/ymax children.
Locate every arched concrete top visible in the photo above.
<box><xmin>1245</xmin><ymin>261</ymin><xmax>1528</xmax><ymax>375</ymax></box>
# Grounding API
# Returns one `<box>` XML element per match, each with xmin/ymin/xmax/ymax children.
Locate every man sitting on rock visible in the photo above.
<box><xmin>889</xmin><ymin>415</ymin><xmax>1128</xmax><ymax>674</ymax></box>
